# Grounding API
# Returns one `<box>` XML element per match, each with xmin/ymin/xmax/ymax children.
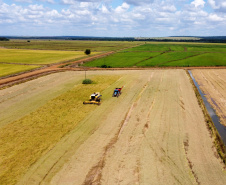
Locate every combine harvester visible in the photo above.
<box><xmin>83</xmin><ymin>92</ymin><xmax>102</xmax><ymax>105</ymax></box>
<box><xmin>112</xmin><ymin>86</ymin><xmax>124</xmax><ymax>97</ymax></box>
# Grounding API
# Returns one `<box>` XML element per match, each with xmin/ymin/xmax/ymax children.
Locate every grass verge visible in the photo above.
<box><xmin>186</xmin><ymin>70</ymin><xmax>226</xmax><ymax>165</ymax></box>
<box><xmin>0</xmin><ymin>74</ymin><xmax>121</xmax><ymax>185</ymax></box>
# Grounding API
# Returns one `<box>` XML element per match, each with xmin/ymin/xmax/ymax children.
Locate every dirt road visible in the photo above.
<box><xmin>192</xmin><ymin>69</ymin><xmax>226</xmax><ymax>126</ymax></box>
<box><xmin>17</xmin><ymin>70</ymin><xmax>226</xmax><ymax>185</ymax></box>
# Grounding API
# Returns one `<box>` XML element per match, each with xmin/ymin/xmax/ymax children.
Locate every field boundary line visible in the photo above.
<box><xmin>156</xmin><ymin>52</ymin><xmax>205</xmax><ymax>67</ymax></box>
<box><xmin>133</xmin><ymin>52</ymin><xmax>166</xmax><ymax>66</ymax></box>
<box><xmin>0</xmin><ymin>62</ymin><xmax>46</xmax><ymax>66</ymax></box>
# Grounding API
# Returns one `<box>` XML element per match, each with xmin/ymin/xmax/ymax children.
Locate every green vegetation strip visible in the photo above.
<box><xmin>0</xmin><ymin>75</ymin><xmax>121</xmax><ymax>185</ymax></box>
<box><xmin>186</xmin><ymin>70</ymin><xmax>226</xmax><ymax>165</ymax></box>
<box><xmin>136</xmin><ymin>52</ymin><xmax>199</xmax><ymax>67</ymax></box>
<box><xmin>164</xmin><ymin>53</ymin><xmax>226</xmax><ymax>67</ymax></box>
<box><xmin>0</xmin><ymin>63</ymin><xmax>41</xmax><ymax>77</ymax></box>
<box><xmin>84</xmin><ymin>52</ymin><xmax>162</xmax><ymax>67</ymax></box>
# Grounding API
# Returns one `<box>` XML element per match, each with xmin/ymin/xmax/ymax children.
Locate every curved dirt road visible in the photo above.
<box><xmin>17</xmin><ymin>70</ymin><xmax>226</xmax><ymax>185</ymax></box>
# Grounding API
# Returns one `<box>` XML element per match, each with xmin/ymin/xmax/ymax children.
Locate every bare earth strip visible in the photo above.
<box><xmin>17</xmin><ymin>70</ymin><xmax>226</xmax><ymax>185</ymax></box>
<box><xmin>192</xmin><ymin>69</ymin><xmax>226</xmax><ymax>126</ymax></box>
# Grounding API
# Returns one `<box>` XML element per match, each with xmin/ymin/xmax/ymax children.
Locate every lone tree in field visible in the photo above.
<box><xmin>84</xmin><ymin>49</ymin><xmax>91</xmax><ymax>55</ymax></box>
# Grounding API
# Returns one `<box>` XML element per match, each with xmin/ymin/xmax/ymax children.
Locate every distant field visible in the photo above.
<box><xmin>0</xmin><ymin>48</ymin><xmax>91</xmax><ymax>65</ymax></box>
<box><xmin>0</xmin><ymin>40</ymin><xmax>141</xmax><ymax>77</ymax></box>
<box><xmin>0</xmin><ymin>48</ymin><xmax>99</xmax><ymax>77</ymax></box>
<box><xmin>84</xmin><ymin>43</ymin><xmax>226</xmax><ymax>67</ymax></box>
<box><xmin>162</xmin><ymin>53</ymin><xmax>226</xmax><ymax>67</ymax></box>
<box><xmin>0</xmin><ymin>40</ymin><xmax>141</xmax><ymax>51</ymax></box>
<box><xmin>84</xmin><ymin>52</ymin><xmax>161</xmax><ymax>67</ymax></box>
<box><xmin>0</xmin><ymin>63</ymin><xmax>41</xmax><ymax>77</ymax></box>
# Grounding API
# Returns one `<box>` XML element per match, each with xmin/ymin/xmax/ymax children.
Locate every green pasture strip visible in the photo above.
<box><xmin>161</xmin><ymin>53</ymin><xmax>226</xmax><ymax>67</ymax></box>
<box><xmin>124</xmin><ymin>44</ymin><xmax>172</xmax><ymax>51</ymax></box>
<box><xmin>125</xmin><ymin>43</ymin><xmax>226</xmax><ymax>52</ymax></box>
<box><xmin>0</xmin><ymin>63</ymin><xmax>41</xmax><ymax>77</ymax></box>
<box><xmin>0</xmin><ymin>48</ymin><xmax>89</xmax><ymax>65</ymax></box>
<box><xmin>169</xmin><ymin>45</ymin><xmax>187</xmax><ymax>51</ymax></box>
<box><xmin>136</xmin><ymin>52</ymin><xmax>199</xmax><ymax>67</ymax></box>
<box><xmin>83</xmin><ymin>52</ymin><xmax>161</xmax><ymax>67</ymax></box>
<box><xmin>186</xmin><ymin>44</ymin><xmax>226</xmax><ymax>52</ymax></box>
<box><xmin>0</xmin><ymin>75</ymin><xmax>121</xmax><ymax>185</ymax></box>
<box><xmin>0</xmin><ymin>40</ymin><xmax>142</xmax><ymax>51</ymax></box>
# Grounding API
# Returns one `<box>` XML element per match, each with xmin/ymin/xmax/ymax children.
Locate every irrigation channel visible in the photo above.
<box><xmin>188</xmin><ymin>70</ymin><xmax>226</xmax><ymax>146</ymax></box>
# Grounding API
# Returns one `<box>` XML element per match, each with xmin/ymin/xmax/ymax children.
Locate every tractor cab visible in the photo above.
<box><xmin>112</xmin><ymin>86</ymin><xmax>123</xmax><ymax>97</ymax></box>
<box><xmin>113</xmin><ymin>89</ymin><xmax>119</xmax><ymax>96</ymax></box>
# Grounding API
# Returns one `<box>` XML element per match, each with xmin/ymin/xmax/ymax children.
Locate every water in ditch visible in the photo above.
<box><xmin>188</xmin><ymin>70</ymin><xmax>226</xmax><ymax>147</ymax></box>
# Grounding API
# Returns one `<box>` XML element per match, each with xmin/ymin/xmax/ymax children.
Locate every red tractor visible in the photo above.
<box><xmin>112</xmin><ymin>86</ymin><xmax>123</xmax><ymax>97</ymax></box>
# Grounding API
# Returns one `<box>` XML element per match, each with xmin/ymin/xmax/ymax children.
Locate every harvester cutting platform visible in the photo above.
<box><xmin>112</xmin><ymin>86</ymin><xmax>123</xmax><ymax>97</ymax></box>
<box><xmin>83</xmin><ymin>92</ymin><xmax>102</xmax><ymax>105</ymax></box>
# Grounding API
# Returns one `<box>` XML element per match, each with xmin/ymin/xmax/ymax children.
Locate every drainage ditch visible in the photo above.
<box><xmin>188</xmin><ymin>70</ymin><xmax>226</xmax><ymax>147</ymax></box>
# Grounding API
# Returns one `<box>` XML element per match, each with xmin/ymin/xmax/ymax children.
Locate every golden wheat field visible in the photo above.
<box><xmin>0</xmin><ymin>70</ymin><xmax>225</xmax><ymax>185</ymax></box>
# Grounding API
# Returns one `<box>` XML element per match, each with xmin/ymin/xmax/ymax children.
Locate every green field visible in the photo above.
<box><xmin>0</xmin><ymin>40</ymin><xmax>141</xmax><ymax>51</ymax></box>
<box><xmin>83</xmin><ymin>43</ymin><xmax>226</xmax><ymax>67</ymax></box>
<box><xmin>83</xmin><ymin>52</ymin><xmax>162</xmax><ymax>67</ymax></box>
<box><xmin>125</xmin><ymin>43</ymin><xmax>226</xmax><ymax>52</ymax></box>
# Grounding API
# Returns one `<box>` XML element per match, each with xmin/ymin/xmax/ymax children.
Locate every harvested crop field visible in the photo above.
<box><xmin>0</xmin><ymin>70</ymin><xmax>226</xmax><ymax>185</ymax></box>
<box><xmin>192</xmin><ymin>69</ymin><xmax>226</xmax><ymax>126</ymax></box>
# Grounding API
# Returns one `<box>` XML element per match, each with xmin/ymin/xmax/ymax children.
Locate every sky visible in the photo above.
<box><xmin>0</xmin><ymin>0</ymin><xmax>226</xmax><ymax>37</ymax></box>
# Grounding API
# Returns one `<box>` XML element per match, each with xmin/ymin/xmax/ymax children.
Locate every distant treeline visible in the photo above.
<box><xmin>2</xmin><ymin>36</ymin><xmax>226</xmax><ymax>43</ymax></box>
<box><xmin>0</xmin><ymin>37</ymin><xmax>9</xmax><ymax>41</ymax></box>
<box><xmin>135</xmin><ymin>36</ymin><xmax>226</xmax><ymax>43</ymax></box>
<box><xmin>199</xmin><ymin>36</ymin><xmax>226</xmax><ymax>43</ymax></box>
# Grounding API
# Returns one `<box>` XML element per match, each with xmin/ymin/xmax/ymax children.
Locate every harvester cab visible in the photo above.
<box><xmin>83</xmin><ymin>92</ymin><xmax>102</xmax><ymax>105</ymax></box>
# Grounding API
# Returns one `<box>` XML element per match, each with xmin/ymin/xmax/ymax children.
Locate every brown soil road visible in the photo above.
<box><xmin>18</xmin><ymin>70</ymin><xmax>226</xmax><ymax>185</ymax></box>
<box><xmin>192</xmin><ymin>69</ymin><xmax>226</xmax><ymax>126</ymax></box>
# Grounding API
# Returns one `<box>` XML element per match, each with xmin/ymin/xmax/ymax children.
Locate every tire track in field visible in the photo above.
<box><xmin>0</xmin><ymin>62</ymin><xmax>46</xmax><ymax>66</ymax></box>
<box><xmin>155</xmin><ymin>52</ymin><xmax>205</xmax><ymax>67</ymax></box>
<box><xmin>82</xmin><ymin>73</ymin><xmax>154</xmax><ymax>185</ymax></box>
<box><xmin>133</xmin><ymin>52</ymin><xmax>166</xmax><ymax>66</ymax></box>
